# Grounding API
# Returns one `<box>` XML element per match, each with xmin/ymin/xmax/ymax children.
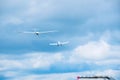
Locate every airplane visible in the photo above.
<box><xmin>22</xmin><ymin>29</ymin><xmax>57</xmax><ymax>36</ymax></box>
<box><xmin>49</xmin><ymin>41</ymin><xmax>69</xmax><ymax>46</ymax></box>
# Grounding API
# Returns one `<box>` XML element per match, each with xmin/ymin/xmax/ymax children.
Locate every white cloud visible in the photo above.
<box><xmin>1</xmin><ymin>0</ymin><xmax>118</xmax><ymax>22</ymax></box>
<box><xmin>70</xmin><ymin>40</ymin><xmax>110</xmax><ymax>61</ymax></box>
<box><xmin>0</xmin><ymin>52</ymin><xmax>64</xmax><ymax>71</ymax></box>
<box><xmin>25</xmin><ymin>53</ymin><xmax>63</xmax><ymax>69</ymax></box>
<box><xmin>94</xmin><ymin>59</ymin><xmax>120</xmax><ymax>67</ymax></box>
<box><xmin>0</xmin><ymin>38</ymin><xmax>120</xmax><ymax>71</ymax></box>
<box><xmin>68</xmin><ymin>38</ymin><xmax>120</xmax><ymax>69</ymax></box>
<box><xmin>0</xmin><ymin>60</ymin><xmax>24</xmax><ymax>71</ymax></box>
<box><xmin>0</xmin><ymin>38</ymin><xmax>120</xmax><ymax>80</ymax></box>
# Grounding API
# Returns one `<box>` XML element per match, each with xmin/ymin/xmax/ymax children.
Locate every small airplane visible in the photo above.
<box><xmin>49</xmin><ymin>41</ymin><xmax>69</xmax><ymax>46</ymax></box>
<box><xmin>22</xmin><ymin>29</ymin><xmax>57</xmax><ymax>36</ymax></box>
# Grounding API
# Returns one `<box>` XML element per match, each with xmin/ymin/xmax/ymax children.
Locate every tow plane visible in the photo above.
<box><xmin>49</xmin><ymin>41</ymin><xmax>69</xmax><ymax>46</ymax></box>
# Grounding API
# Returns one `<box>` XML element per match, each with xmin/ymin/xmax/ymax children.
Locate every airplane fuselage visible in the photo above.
<box><xmin>35</xmin><ymin>32</ymin><xmax>39</xmax><ymax>35</ymax></box>
<box><xmin>57</xmin><ymin>41</ymin><xmax>62</xmax><ymax>46</ymax></box>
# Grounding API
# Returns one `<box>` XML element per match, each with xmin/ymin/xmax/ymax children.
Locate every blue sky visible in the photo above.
<box><xmin>0</xmin><ymin>0</ymin><xmax>120</xmax><ymax>80</ymax></box>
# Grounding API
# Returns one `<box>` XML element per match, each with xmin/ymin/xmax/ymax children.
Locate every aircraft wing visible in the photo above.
<box><xmin>61</xmin><ymin>41</ymin><xmax>69</xmax><ymax>45</ymax></box>
<box><xmin>49</xmin><ymin>43</ymin><xmax>58</xmax><ymax>46</ymax></box>
<box><xmin>39</xmin><ymin>30</ymin><xmax>57</xmax><ymax>34</ymax></box>
<box><xmin>23</xmin><ymin>31</ymin><xmax>35</xmax><ymax>33</ymax></box>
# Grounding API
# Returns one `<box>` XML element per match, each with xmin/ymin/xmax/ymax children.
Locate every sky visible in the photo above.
<box><xmin>0</xmin><ymin>0</ymin><xmax>120</xmax><ymax>80</ymax></box>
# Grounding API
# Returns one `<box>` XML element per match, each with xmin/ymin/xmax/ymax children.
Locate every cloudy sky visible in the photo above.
<box><xmin>0</xmin><ymin>0</ymin><xmax>120</xmax><ymax>80</ymax></box>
